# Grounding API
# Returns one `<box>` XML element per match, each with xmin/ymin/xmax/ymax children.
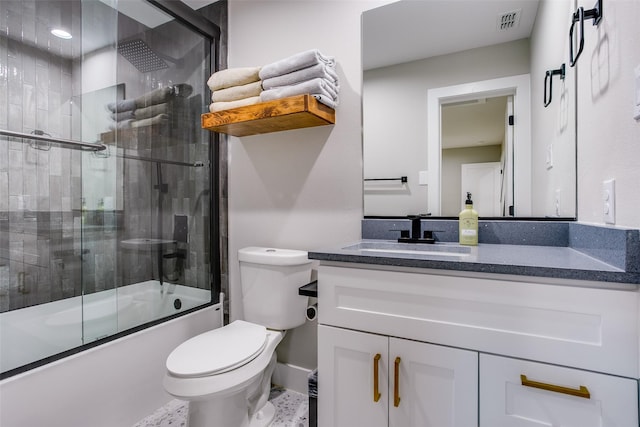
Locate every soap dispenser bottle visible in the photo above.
<box><xmin>459</xmin><ymin>192</ymin><xmax>478</xmax><ymax>246</ymax></box>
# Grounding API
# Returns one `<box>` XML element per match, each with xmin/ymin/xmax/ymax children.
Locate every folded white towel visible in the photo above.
<box><xmin>108</xmin><ymin>119</ymin><xmax>133</xmax><ymax>130</ymax></box>
<box><xmin>135</xmin><ymin>87</ymin><xmax>174</xmax><ymax>109</ymax></box>
<box><xmin>109</xmin><ymin>110</ymin><xmax>135</xmax><ymax>121</ymax></box>
<box><xmin>134</xmin><ymin>103</ymin><xmax>169</xmax><ymax>120</ymax></box>
<box><xmin>260</xmin><ymin>78</ymin><xmax>339</xmax><ymax>107</ymax></box>
<box><xmin>207</xmin><ymin>67</ymin><xmax>261</xmax><ymax>91</ymax></box>
<box><xmin>209</xmin><ymin>96</ymin><xmax>262</xmax><ymax>113</ymax></box>
<box><xmin>131</xmin><ymin>113</ymin><xmax>169</xmax><ymax>128</ymax></box>
<box><xmin>262</xmin><ymin>77</ymin><xmax>338</xmax><ymax>100</ymax></box>
<box><xmin>106</xmin><ymin>99</ymin><xmax>136</xmax><ymax>113</ymax></box>
<box><xmin>259</xmin><ymin>49</ymin><xmax>335</xmax><ymax>80</ymax></box>
<box><xmin>262</xmin><ymin>62</ymin><xmax>339</xmax><ymax>90</ymax></box>
<box><xmin>212</xmin><ymin>81</ymin><xmax>263</xmax><ymax>103</ymax></box>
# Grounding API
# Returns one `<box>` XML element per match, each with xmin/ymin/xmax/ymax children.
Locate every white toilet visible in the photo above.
<box><xmin>163</xmin><ymin>247</ymin><xmax>312</xmax><ymax>427</ymax></box>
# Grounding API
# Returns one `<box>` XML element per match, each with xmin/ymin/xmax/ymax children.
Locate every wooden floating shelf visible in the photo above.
<box><xmin>201</xmin><ymin>94</ymin><xmax>335</xmax><ymax>137</ymax></box>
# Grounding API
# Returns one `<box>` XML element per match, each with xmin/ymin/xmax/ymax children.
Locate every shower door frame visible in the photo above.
<box><xmin>0</xmin><ymin>0</ymin><xmax>224</xmax><ymax>380</ymax></box>
<box><xmin>147</xmin><ymin>0</ymin><xmax>223</xmax><ymax>308</ymax></box>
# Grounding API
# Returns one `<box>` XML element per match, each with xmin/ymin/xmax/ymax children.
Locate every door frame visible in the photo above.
<box><xmin>427</xmin><ymin>74</ymin><xmax>531</xmax><ymax>216</ymax></box>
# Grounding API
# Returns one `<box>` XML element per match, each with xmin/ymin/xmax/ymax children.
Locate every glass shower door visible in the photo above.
<box><xmin>1</xmin><ymin>0</ymin><xmax>218</xmax><ymax>376</ymax></box>
<box><xmin>79</xmin><ymin>0</ymin><xmax>214</xmax><ymax>341</ymax></box>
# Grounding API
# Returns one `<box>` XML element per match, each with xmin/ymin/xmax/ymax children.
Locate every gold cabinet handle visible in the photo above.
<box><xmin>394</xmin><ymin>356</ymin><xmax>401</xmax><ymax>407</ymax></box>
<box><xmin>520</xmin><ymin>374</ymin><xmax>591</xmax><ymax>399</ymax></box>
<box><xmin>373</xmin><ymin>353</ymin><xmax>381</xmax><ymax>402</ymax></box>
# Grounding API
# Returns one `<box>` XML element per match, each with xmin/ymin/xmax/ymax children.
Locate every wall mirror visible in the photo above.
<box><xmin>362</xmin><ymin>0</ymin><xmax>577</xmax><ymax>218</ymax></box>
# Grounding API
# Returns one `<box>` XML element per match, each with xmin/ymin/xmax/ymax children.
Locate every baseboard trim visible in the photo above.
<box><xmin>272</xmin><ymin>362</ymin><xmax>311</xmax><ymax>395</ymax></box>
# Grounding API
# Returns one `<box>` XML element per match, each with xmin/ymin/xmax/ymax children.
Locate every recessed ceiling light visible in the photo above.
<box><xmin>51</xmin><ymin>28</ymin><xmax>72</xmax><ymax>40</ymax></box>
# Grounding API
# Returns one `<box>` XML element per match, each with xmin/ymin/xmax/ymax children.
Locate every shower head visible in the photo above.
<box><xmin>118</xmin><ymin>38</ymin><xmax>175</xmax><ymax>73</ymax></box>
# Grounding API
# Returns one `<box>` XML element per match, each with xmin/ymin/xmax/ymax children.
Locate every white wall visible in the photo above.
<box><xmin>227</xmin><ymin>0</ymin><xmax>389</xmax><ymax>370</ymax></box>
<box><xmin>529</xmin><ymin>0</ymin><xmax>577</xmax><ymax>217</ymax></box>
<box><xmin>576</xmin><ymin>0</ymin><xmax>640</xmax><ymax>227</ymax></box>
<box><xmin>363</xmin><ymin>39</ymin><xmax>530</xmax><ymax>216</ymax></box>
<box><xmin>0</xmin><ymin>305</ymin><xmax>221</xmax><ymax>427</ymax></box>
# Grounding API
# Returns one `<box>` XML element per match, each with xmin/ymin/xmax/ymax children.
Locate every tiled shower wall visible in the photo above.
<box><xmin>0</xmin><ymin>0</ymin><xmax>227</xmax><ymax>314</ymax></box>
<box><xmin>0</xmin><ymin>1</ymin><xmax>84</xmax><ymax>312</ymax></box>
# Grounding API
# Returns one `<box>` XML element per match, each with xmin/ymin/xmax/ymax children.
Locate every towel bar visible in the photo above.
<box><xmin>543</xmin><ymin>64</ymin><xmax>566</xmax><ymax>107</ymax></box>
<box><xmin>364</xmin><ymin>176</ymin><xmax>408</xmax><ymax>183</ymax></box>
<box><xmin>0</xmin><ymin>129</ymin><xmax>107</xmax><ymax>152</ymax></box>
<box><xmin>569</xmin><ymin>0</ymin><xmax>603</xmax><ymax>67</ymax></box>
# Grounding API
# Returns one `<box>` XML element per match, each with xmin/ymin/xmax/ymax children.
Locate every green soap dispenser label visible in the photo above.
<box><xmin>459</xmin><ymin>192</ymin><xmax>479</xmax><ymax>246</ymax></box>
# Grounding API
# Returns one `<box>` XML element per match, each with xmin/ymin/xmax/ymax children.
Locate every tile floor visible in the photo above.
<box><xmin>133</xmin><ymin>387</ymin><xmax>309</xmax><ymax>427</ymax></box>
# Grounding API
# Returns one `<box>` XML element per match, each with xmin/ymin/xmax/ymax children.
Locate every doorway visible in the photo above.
<box><xmin>427</xmin><ymin>74</ymin><xmax>531</xmax><ymax>216</ymax></box>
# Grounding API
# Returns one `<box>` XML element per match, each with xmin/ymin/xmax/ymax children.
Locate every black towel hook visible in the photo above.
<box><xmin>544</xmin><ymin>64</ymin><xmax>566</xmax><ymax>107</ymax></box>
<box><xmin>569</xmin><ymin>0</ymin><xmax>603</xmax><ymax>67</ymax></box>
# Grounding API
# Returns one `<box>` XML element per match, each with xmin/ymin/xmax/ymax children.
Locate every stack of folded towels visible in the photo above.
<box><xmin>259</xmin><ymin>49</ymin><xmax>339</xmax><ymax>109</ymax></box>
<box><xmin>207</xmin><ymin>67</ymin><xmax>263</xmax><ymax>112</ymax></box>
<box><xmin>106</xmin><ymin>84</ymin><xmax>192</xmax><ymax>130</ymax></box>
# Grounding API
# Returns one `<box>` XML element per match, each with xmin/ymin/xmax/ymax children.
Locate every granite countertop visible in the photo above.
<box><xmin>308</xmin><ymin>239</ymin><xmax>640</xmax><ymax>285</ymax></box>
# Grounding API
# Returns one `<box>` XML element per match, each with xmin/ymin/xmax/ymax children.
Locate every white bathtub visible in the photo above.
<box><xmin>0</xmin><ymin>297</ymin><xmax>222</xmax><ymax>427</ymax></box>
<box><xmin>0</xmin><ymin>281</ymin><xmax>211</xmax><ymax>373</ymax></box>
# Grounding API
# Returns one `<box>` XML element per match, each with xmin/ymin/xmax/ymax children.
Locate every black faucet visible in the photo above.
<box><xmin>397</xmin><ymin>215</ymin><xmax>436</xmax><ymax>244</ymax></box>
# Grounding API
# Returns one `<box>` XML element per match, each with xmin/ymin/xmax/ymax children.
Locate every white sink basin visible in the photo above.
<box><xmin>342</xmin><ymin>241</ymin><xmax>471</xmax><ymax>257</ymax></box>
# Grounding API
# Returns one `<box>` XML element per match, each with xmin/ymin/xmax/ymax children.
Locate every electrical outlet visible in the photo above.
<box><xmin>603</xmin><ymin>179</ymin><xmax>615</xmax><ymax>224</ymax></box>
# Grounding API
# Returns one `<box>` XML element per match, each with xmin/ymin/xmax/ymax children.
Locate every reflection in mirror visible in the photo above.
<box><xmin>441</xmin><ymin>96</ymin><xmax>510</xmax><ymax>216</ymax></box>
<box><xmin>363</xmin><ymin>0</ymin><xmax>576</xmax><ymax>218</ymax></box>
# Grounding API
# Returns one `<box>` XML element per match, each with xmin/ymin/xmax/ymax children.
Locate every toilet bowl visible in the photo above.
<box><xmin>163</xmin><ymin>247</ymin><xmax>312</xmax><ymax>427</ymax></box>
<box><xmin>164</xmin><ymin>321</ymin><xmax>283</xmax><ymax>427</ymax></box>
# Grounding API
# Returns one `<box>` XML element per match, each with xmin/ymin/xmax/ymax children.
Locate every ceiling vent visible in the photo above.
<box><xmin>497</xmin><ymin>9</ymin><xmax>522</xmax><ymax>31</ymax></box>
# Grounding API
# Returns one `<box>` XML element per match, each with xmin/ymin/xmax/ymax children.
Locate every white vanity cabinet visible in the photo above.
<box><xmin>480</xmin><ymin>354</ymin><xmax>639</xmax><ymax>426</ymax></box>
<box><xmin>317</xmin><ymin>264</ymin><xmax>640</xmax><ymax>427</ymax></box>
<box><xmin>318</xmin><ymin>325</ymin><xmax>477</xmax><ymax>427</ymax></box>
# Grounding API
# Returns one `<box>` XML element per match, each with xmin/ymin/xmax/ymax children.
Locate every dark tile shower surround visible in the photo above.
<box><xmin>0</xmin><ymin>0</ymin><xmax>223</xmax><ymax>313</ymax></box>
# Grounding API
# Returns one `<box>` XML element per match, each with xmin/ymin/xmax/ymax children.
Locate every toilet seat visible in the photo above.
<box><xmin>166</xmin><ymin>320</ymin><xmax>267</xmax><ymax>378</ymax></box>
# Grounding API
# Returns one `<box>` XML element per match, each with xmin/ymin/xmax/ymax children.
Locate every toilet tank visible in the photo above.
<box><xmin>238</xmin><ymin>247</ymin><xmax>312</xmax><ymax>330</ymax></box>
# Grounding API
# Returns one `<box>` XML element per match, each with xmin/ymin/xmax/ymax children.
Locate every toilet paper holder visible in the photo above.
<box><xmin>298</xmin><ymin>280</ymin><xmax>318</xmax><ymax>297</ymax></box>
<box><xmin>306</xmin><ymin>303</ymin><xmax>318</xmax><ymax>321</ymax></box>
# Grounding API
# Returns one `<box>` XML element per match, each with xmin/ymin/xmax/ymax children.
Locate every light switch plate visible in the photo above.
<box><xmin>419</xmin><ymin>170</ymin><xmax>429</xmax><ymax>185</ymax></box>
<box><xmin>603</xmin><ymin>179</ymin><xmax>615</xmax><ymax>224</ymax></box>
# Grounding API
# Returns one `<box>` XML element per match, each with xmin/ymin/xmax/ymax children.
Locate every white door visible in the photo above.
<box><xmin>480</xmin><ymin>354</ymin><xmax>639</xmax><ymax>426</ymax></box>
<box><xmin>461</xmin><ymin>162</ymin><xmax>502</xmax><ymax>216</ymax></box>
<box><xmin>389</xmin><ymin>338</ymin><xmax>478</xmax><ymax>427</ymax></box>
<box><xmin>318</xmin><ymin>325</ymin><xmax>388</xmax><ymax>427</ymax></box>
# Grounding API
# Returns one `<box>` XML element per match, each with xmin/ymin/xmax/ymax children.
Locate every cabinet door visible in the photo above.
<box><xmin>318</xmin><ymin>325</ymin><xmax>388</xmax><ymax>427</ymax></box>
<box><xmin>390</xmin><ymin>338</ymin><xmax>478</xmax><ymax>427</ymax></box>
<box><xmin>480</xmin><ymin>354</ymin><xmax>639</xmax><ymax>426</ymax></box>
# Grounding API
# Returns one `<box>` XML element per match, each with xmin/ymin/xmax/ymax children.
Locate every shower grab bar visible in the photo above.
<box><xmin>365</xmin><ymin>176</ymin><xmax>408</xmax><ymax>183</ymax></box>
<box><xmin>0</xmin><ymin>129</ymin><xmax>107</xmax><ymax>152</ymax></box>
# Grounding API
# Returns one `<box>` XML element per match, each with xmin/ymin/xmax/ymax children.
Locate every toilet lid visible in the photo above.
<box><xmin>166</xmin><ymin>320</ymin><xmax>268</xmax><ymax>378</ymax></box>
